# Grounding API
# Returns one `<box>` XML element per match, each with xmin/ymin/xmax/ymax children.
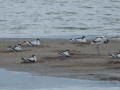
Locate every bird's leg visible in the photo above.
<box><xmin>96</xmin><ymin>45</ymin><xmax>100</xmax><ymax>55</ymax></box>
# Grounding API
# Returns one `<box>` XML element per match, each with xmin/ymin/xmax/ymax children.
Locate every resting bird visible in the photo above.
<box><xmin>59</xmin><ymin>50</ymin><xmax>70</xmax><ymax>60</ymax></box>
<box><xmin>21</xmin><ymin>55</ymin><xmax>37</xmax><ymax>62</ymax></box>
<box><xmin>9</xmin><ymin>44</ymin><xmax>21</xmax><ymax>51</ymax></box>
<box><xmin>24</xmin><ymin>39</ymin><xmax>40</xmax><ymax>46</ymax></box>
<box><xmin>109</xmin><ymin>52</ymin><xmax>120</xmax><ymax>58</ymax></box>
<box><xmin>91</xmin><ymin>36</ymin><xmax>109</xmax><ymax>55</ymax></box>
<box><xmin>75</xmin><ymin>36</ymin><xmax>87</xmax><ymax>43</ymax></box>
<box><xmin>70</xmin><ymin>36</ymin><xmax>86</xmax><ymax>43</ymax></box>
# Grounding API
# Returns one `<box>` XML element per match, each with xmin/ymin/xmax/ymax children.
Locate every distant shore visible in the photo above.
<box><xmin>0</xmin><ymin>38</ymin><xmax>120</xmax><ymax>81</ymax></box>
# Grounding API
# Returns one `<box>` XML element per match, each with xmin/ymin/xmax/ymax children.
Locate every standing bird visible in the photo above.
<box><xmin>9</xmin><ymin>44</ymin><xmax>22</xmax><ymax>51</ymax></box>
<box><xmin>59</xmin><ymin>50</ymin><xmax>70</xmax><ymax>60</ymax></box>
<box><xmin>24</xmin><ymin>39</ymin><xmax>40</xmax><ymax>46</ymax></box>
<box><xmin>21</xmin><ymin>55</ymin><xmax>37</xmax><ymax>62</ymax></box>
<box><xmin>91</xmin><ymin>36</ymin><xmax>109</xmax><ymax>55</ymax></box>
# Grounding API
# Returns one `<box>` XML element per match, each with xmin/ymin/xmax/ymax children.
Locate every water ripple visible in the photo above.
<box><xmin>0</xmin><ymin>0</ymin><xmax>120</xmax><ymax>38</ymax></box>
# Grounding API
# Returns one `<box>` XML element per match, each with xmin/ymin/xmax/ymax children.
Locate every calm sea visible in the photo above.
<box><xmin>0</xmin><ymin>0</ymin><xmax>120</xmax><ymax>38</ymax></box>
<box><xmin>0</xmin><ymin>69</ymin><xmax>120</xmax><ymax>90</ymax></box>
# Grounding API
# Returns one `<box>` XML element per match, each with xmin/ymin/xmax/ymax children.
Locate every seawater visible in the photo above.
<box><xmin>0</xmin><ymin>69</ymin><xmax>120</xmax><ymax>90</ymax></box>
<box><xmin>0</xmin><ymin>0</ymin><xmax>120</xmax><ymax>38</ymax></box>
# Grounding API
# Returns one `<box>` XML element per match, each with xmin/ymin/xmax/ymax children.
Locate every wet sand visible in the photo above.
<box><xmin>0</xmin><ymin>38</ymin><xmax>120</xmax><ymax>81</ymax></box>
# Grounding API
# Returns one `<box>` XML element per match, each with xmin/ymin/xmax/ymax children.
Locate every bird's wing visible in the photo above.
<box><xmin>59</xmin><ymin>52</ymin><xmax>66</xmax><ymax>56</ymax></box>
<box><xmin>93</xmin><ymin>37</ymin><xmax>103</xmax><ymax>42</ymax></box>
<box><xmin>21</xmin><ymin>58</ymin><xmax>30</xmax><ymax>62</ymax></box>
<box><xmin>25</xmin><ymin>41</ymin><xmax>32</xmax><ymax>45</ymax></box>
<box><xmin>27</xmin><ymin>57</ymin><xmax>35</xmax><ymax>61</ymax></box>
<box><xmin>30</xmin><ymin>40</ymin><xmax>37</xmax><ymax>45</ymax></box>
<box><xmin>109</xmin><ymin>54</ymin><xmax>117</xmax><ymax>58</ymax></box>
<box><xmin>63</xmin><ymin>52</ymin><xmax>70</xmax><ymax>56</ymax></box>
<box><xmin>9</xmin><ymin>46</ymin><xmax>17</xmax><ymax>51</ymax></box>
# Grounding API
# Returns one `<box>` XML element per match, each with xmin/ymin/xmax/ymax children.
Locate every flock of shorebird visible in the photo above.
<box><xmin>8</xmin><ymin>36</ymin><xmax>118</xmax><ymax>63</ymax></box>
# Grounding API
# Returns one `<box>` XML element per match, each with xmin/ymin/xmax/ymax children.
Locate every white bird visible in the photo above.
<box><xmin>21</xmin><ymin>55</ymin><xmax>37</xmax><ymax>62</ymax></box>
<box><xmin>59</xmin><ymin>50</ymin><xmax>70</xmax><ymax>60</ymax></box>
<box><xmin>91</xmin><ymin>36</ymin><xmax>109</xmax><ymax>55</ymax></box>
<box><xmin>70</xmin><ymin>38</ymin><xmax>76</xmax><ymax>43</ymax></box>
<box><xmin>75</xmin><ymin>36</ymin><xmax>87</xmax><ymax>43</ymax></box>
<box><xmin>24</xmin><ymin>39</ymin><xmax>40</xmax><ymax>46</ymax></box>
<box><xmin>109</xmin><ymin>52</ymin><xmax>120</xmax><ymax>58</ymax></box>
<box><xmin>9</xmin><ymin>44</ymin><xmax>21</xmax><ymax>51</ymax></box>
<box><xmin>70</xmin><ymin>36</ymin><xmax>86</xmax><ymax>43</ymax></box>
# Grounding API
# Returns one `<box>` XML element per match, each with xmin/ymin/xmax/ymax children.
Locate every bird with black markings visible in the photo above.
<box><xmin>24</xmin><ymin>39</ymin><xmax>40</xmax><ymax>46</ymax></box>
<box><xmin>70</xmin><ymin>36</ymin><xmax>86</xmax><ymax>43</ymax></box>
<box><xmin>21</xmin><ymin>55</ymin><xmax>37</xmax><ymax>62</ymax></box>
<box><xmin>59</xmin><ymin>50</ymin><xmax>70</xmax><ymax>60</ymax></box>
<box><xmin>91</xmin><ymin>36</ymin><xmax>109</xmax><ymax>55</ymax></box>
<box><xmin>9</xmin><ymin>44</ymin><xmax>22</xmax><ymax>52</ymax></box>
<box><xmin>75</xmin><ymin>36</ymin><xmax>87</xmax><ymax>43</ymax></box>
<box><xmin>109</xmin><ymin>51</ymin><xmax>120</xmax><ymax>58</ymax></box>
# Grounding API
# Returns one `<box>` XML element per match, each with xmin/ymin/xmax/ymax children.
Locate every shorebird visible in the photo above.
<box><xmin>59</xmin><ymin>50</ymin><xmax>70</xmax><ymax>60</ymax></box>
<box><xmin>109</xmin><ymin>52</ymin><xmax>120</xmax><ymax>58</ymax></box>
<box><xmin>75</xmin><ymin>36</ymin><xmax>87</xmax><ymax>43</ymax></box>
<box><xmin>24</xmin><ymin>39</ymin><xmax>40</xmax><ymax>46</ymax></box>
<box><xmin>91</xmin><ymin>36</ymin><xmax>109</xmax><ymax>55</ymax></box>
<box><xmin>9</xmin><ymin>44</ymin><xmax>22</xmax><ymax>51</ymax></box>
<box><xmin>70</xmin><ymin>36</ymin><xmax>86</xmax><ymax>43</ymax></box>
<box><xmin>21</xmin><ymin>55</ymin><xmax>37</xmax><ymax>62</ymax></box>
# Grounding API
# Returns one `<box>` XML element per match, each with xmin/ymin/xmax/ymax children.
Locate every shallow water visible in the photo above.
<box><xmin>0</xmin><ymin>69</ymin><xmax>120</xmax><ymax>90</ymax></box>
<box><xmin>0</xmin><ymin>0</ymin><xmax>120</xmax><ymax>38</ymax></box>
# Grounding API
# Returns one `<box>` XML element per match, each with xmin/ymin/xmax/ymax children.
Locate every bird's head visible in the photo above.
<box><xmin>104</xmin><ymin>39</ymin><xmax>109</xmax><ymax>44</ymax></box>
<box><xmin>65</xmin><ymin>50</ymin><xmax>69</xmax><ymax>52</ymax></box>
<box><xmin>32</xmin><ymin>55</ymin><xmax>36</xmax><ymax>57</ymax></box>
<box><xmin>82</xmin><ymin>36</ymin><xmax>86</xmax><ymax>39</ymax></box>
<box><xmin>18</xmin><ymin>44</ymin><xmax>21</xmax><ymax>46</ymax></box>
<box><xmin>36</xmin><ymin>39</ymin><xmax>40</xmax><ymax>41</ymax></box>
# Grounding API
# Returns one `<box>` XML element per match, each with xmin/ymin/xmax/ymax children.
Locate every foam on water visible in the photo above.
<box><xmin>0</xmin><ymin>0</ymin><xmax>120</xmax><ymax>38</ymax></box>
<box><xmin>0</xmin><ymin>69</ymin><xmax>120</xmax><ymax>90</ymax></box>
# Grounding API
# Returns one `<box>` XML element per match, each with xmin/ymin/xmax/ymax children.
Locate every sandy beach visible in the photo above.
<box><xmin>0</xmin><ymin>38</ymin><xmax>120</xmax><ymax>81</ymax></box>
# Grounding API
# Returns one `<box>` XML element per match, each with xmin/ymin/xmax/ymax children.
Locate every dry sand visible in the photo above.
<box><xmin>0</xmin><ymin>38</ymin><xmax>120</xmax><ymax>81</ymax></box>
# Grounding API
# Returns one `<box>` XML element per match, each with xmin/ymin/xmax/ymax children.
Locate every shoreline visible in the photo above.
<box><xmin>0</xmin><ymin>38</ymin><xmax>120</xmax><ymax>81</ymax></box>
<box><xmin>0</xmin><ymin>34</ymin><xmax>120</xmax><ymax>40</ymax></box>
